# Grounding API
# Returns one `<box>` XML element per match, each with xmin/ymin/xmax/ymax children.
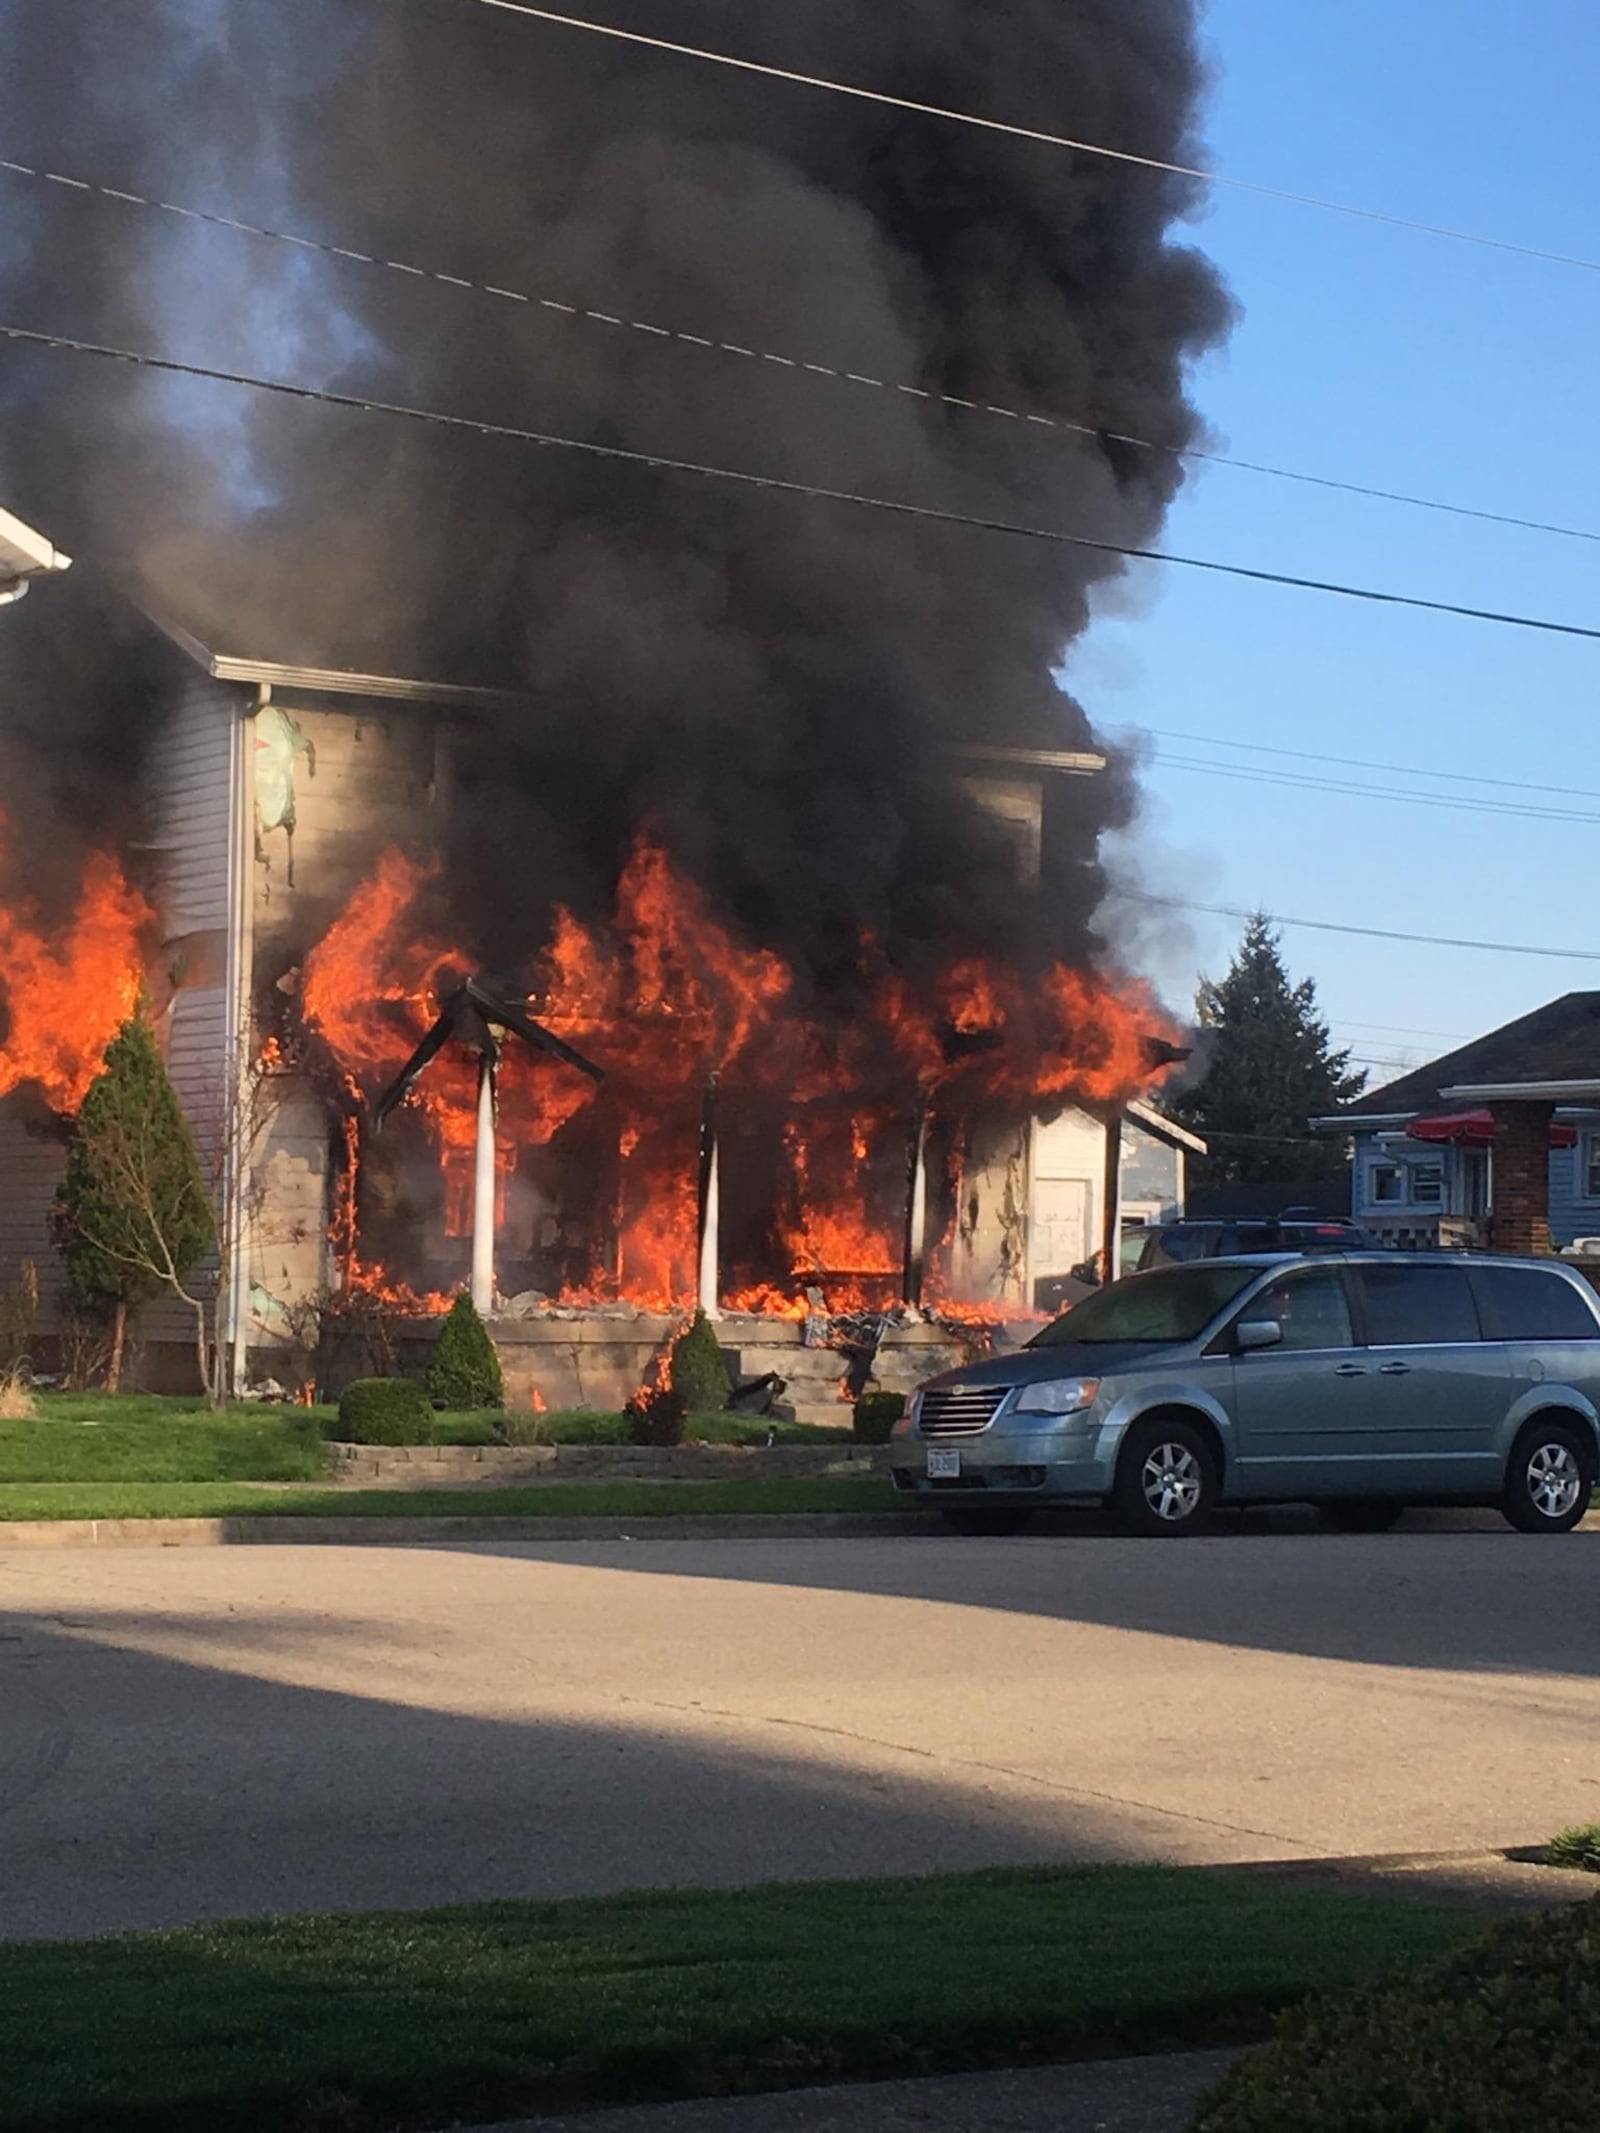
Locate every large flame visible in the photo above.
<box><xmin>303</xmin><ymin>835</ymin><xmax>1171</xmax><ymax>1313</ymax></box>
<box><xmin>0</xmin><ymin>835</ymin><xmax>152</xmax><ymax>1114</ymax></box>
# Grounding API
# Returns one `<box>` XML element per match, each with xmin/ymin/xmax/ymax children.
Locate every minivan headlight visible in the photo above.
<box><xmin>1012</xmin><ymin>1376</ymin><xmax>1101</xmax><ymax>1416</ymax></box>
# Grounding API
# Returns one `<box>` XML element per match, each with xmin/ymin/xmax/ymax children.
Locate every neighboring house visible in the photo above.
<box><xmin>1321</xmin><ymin>992</ymin><xmax>1600</xmax><ymax>1253</ymax></box>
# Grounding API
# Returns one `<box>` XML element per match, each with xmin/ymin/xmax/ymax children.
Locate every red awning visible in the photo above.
<box><xmin>1407</xmin><ymin>1109</ymin><xmax>1578</xmax><ymax>1150</ymax></box>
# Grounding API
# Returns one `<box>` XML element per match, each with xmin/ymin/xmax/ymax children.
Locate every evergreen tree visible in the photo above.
<box><xmin>56</xmin><ymin>1013</ymin><xmax>215</xmax><ymax>1392</ymax></box>
<box><xmin>1169</xmin><ymin>916</ymin><xmax>1367</xmax><ymax>1187</ymax></box>
<box><xmin>425</xmin><ymin>1292</ymin><xmax>505</xmax><ymax>1409</ymax></box>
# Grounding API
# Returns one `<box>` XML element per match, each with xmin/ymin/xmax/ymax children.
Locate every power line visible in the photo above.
<box><xmin>1126</xmin><ymin>893</ymin><xmax>1600</xmax><ymax>963</ymax></box>
<box><xmin>1150</xmin><ymin>753</ymin><xmax>1600</xmax><ymax>828</ymax></box>
<box><xmin>8</xmin><ymin>153</ymin><xmax>1597</xmax><ymax>549</ymax></box>
<box><xmin>7</xmin><ymin>318</ymin><xmax>1600</xmax><ymax>648</ymax></box>
<box><xmin>1331</xmin><ymin>1019</ymin><xmax>1470</xmax><ymax>1041</ymax></box>
<box><xmin>473</xmin><ymin>1</ymin><xmax>1600</xmax><ymax>277</ymax></box>
<box><xmin>1144</xmin><ymin>727</ymin><xmax>1600</xmax><ymax>805</ymax></box>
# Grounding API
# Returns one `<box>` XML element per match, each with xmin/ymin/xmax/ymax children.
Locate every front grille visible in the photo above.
<box><xmin>919</xmin><ymin>1386</ymin><xmax>1009</xmax><ymax>1438</ymax></box>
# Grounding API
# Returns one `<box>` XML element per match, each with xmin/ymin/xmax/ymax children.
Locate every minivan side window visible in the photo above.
<box><xmin>1357</xmin><ymin>1264</ymin><xmax>1482</xmax><ymax>1346</ymax></box>
<box><xmin>1249</xmin><ymin>1267</ymin><xmax>1354</xmax><ymax>1351</ymax></box>
<box><xmin>1478</xmin><ymin>1265</ymin><xmax>1600</xmax><ymax>1341</ymax></box>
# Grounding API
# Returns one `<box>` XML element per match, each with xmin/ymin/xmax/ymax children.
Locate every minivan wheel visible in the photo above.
<box><xmin>1112</xmin><ymin>1419</ymin><xmax>1217</xmax><ymax>1537</ymax></box>
<box><xmin>940</xmin><ymin>1507</ymin><xmax>1034</xmax><ymax>1537</ymax></box>
<box><xmin>1502</xmin><ymin>1420</ymin><xmax>1596</xmax><ymax>1534</ymax></box>
<box><xmin>1317</xmin><ymin>1498</ymin><xmax>1406</xmax><ymax>1533</ymax></box>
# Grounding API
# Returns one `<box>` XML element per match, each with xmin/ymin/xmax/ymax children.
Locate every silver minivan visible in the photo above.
<box><xmin>889</xmin><ymin>1254</ymin><xmax>1600</xmax><ymax>1536</ymax></box>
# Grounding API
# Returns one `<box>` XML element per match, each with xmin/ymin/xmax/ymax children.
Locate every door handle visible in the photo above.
<box><xmin>1333</xmin><ymin>1363</ymin><xmax>1367</xmax><ymax>1377</ymax></box>
<box><xmin>1378</xmin><ymin>1362</ymin><xmax>1412</xmax><ymax>1376</ymax></box>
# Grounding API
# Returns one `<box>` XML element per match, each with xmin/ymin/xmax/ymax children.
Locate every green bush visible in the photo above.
<box><xmin>853</xmin><ymin>1391</ymin><xmax>906</xmax><ymax>1443</ymax></box>
<box><xmin>1546</xmin><ymin>1824</ymin><xmax>1600</xmax><ymax>1873</ymax></box>
<box><xmin>333</xmin><ymin>1378</ymin><xmax>435</xmax><ymax>1445</ymax></box>
<box><xmin>1193</xmin><ymin>1896</ymin><xmax>1600</xmax><ymax>2132</ymax></box>
<box><xmin>425</xmin><ymin>1293</ymin><xmax>504</xmax><ymax>1410</ymax></box>
<box><xmin>667</xmin><ymin>1310</ymin><xmax>731</xmax><ymax>1413</ymax></box>
<box><xmin>626</xmin><ymin>1383</ymin><xmax>687</xmax><ymax>1447</ymax></box>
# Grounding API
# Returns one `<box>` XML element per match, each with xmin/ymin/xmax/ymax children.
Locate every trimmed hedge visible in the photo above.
<box><xmin>626</xmin><ymin>1384</ymin><xmax>687</xmax><ymax>1447</ymax></box>
<box><xmin>334</xmin><ymin>1378</ymin><xmax>434</xmax><ymax>1445</ymax></box>
<box><xmin>668</xmin><ymin>1311</ymin><xmax>731</xmax><ymax>1412</ymax></box>
<box><xmin>425</xmin><ymin>1293</ymin><xmax>504</xmax><ymax>1410</ymax></box>
<box><xmin>1193</xmin><ymin>1895</ymin><xmax>1600</xmax><ymax>2132</ymax></box>
<box><xmin>853</xmin><ymin>1391</ymin><xmax>906</xmax><ymax>1443</ymax></box>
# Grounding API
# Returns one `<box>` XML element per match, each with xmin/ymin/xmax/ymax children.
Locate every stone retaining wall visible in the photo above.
<box><xmin>328</xmin><ymin>1441</ymin><xmax>890</xmax><ymax>1488</ymax></box>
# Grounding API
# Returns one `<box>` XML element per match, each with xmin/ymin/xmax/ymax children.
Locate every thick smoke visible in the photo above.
<box><xmin>0</xmin><ymin>0</ymin><xmax>1231</xmax><ymax>987</ymax></box>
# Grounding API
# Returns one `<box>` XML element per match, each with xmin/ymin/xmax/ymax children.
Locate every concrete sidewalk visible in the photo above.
<box><xmin>474</xmin><ymin>2051</ymin><xmax>1244</xmax><ymax>2133</ymax></box>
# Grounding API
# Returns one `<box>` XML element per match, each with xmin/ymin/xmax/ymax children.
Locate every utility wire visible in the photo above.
<box><xmin>1142</xmin><ymin>726</ymin><xmax>1600</xmax><ymax>804</ymax></box>
<box><xmin>7</xmin><ymin>319</ymin><xmax>1600</xmax><ymax>647</ymax></box>
<box><xmin>1150</xmin><ymin>753</ymin><xmax>1600</xmax><ymax>828</ymax></box>
<box><xmin>7</xmin><ymin>151</ymin><xmax>1595</xmax><ymax>549</ymax></box>
<box><xmin>1125</xmin><ymin>893</ymin><xmax>1600</xmax><ymax>963</ymax></box>
<box><xmin>472</xmin><ymin>1</ymin><xmax>1600</xmax><ymax>277</ymax></box>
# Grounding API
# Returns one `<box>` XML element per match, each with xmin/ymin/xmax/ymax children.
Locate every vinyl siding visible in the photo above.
<box><xmin>139</xmin><ymin>673</ymin><xmax>241</xmax><ymax>1350</ymax></box>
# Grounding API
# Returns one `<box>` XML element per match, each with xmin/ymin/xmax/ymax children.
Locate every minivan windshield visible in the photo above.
<box><xmin>1029</xmin><ymin>1262</ymin><xmax>1263</xmax><ymax>1347</ymax></box>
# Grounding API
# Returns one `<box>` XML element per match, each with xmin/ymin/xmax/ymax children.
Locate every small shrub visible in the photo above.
<box><xmin>0</xmin><ymin>1260</ymin><xmax>39</xmax><ymax>1376</ymax></box>
<box><xmin>667</xmin><ymin>1310</ymin><xmax>731</xmax><ymax>1413</ymax></box>
<box><xmin>425</xmin><ymin>1293</ymin><xmax>504</xmax><ymax>1410</ymax></box>
<box><xmin>853</xmin><ymin>1391</ymin><xmax>906</xmax><ymax>1443</ymax></box>
<box><xmin>626</xmin><ymin>1383</ymin><xmax>687</xmax><ymax>1447</ymax></box>
<box><xmin>1193</xmin><ymin>1896</ymin><xmax>1600</xmax><ymax>2132</ymax></box>
<box><xmin>1546</xmin><ymin>1824</ymin><xmax>1600</xmax><ymax>1873</ymax></box>
<box><xmin>333</xmin><ymin>1377</ymin><xmax>434</xmax><ymax>1444</ymax></box>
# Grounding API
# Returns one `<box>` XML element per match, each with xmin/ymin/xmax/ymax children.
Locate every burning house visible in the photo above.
<box><xmin>0</xmin><ymin>0</ymin><xmax>1230</xmax><ymax>1402</ymax></box>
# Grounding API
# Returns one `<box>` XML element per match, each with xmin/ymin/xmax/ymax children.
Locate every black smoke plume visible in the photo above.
<box><xmin>0</xmin><ymin>0</ymin><xmax>1231</xmax><ymax>984</ymax></box>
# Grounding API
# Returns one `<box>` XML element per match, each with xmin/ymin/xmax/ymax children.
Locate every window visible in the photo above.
<box><xmin>1248</xmin><ymin>1268</ymin><xmax>1354</xmax><ymax>1352</ymax></box>
<box><xmin>1370</xmin><ymin>1164</ymin><xmax>1405</xmax><ymax>1204</ymax></box>
<box><xmin>1478</xmin><ymin>1265</ymin><xmax>1600</xmax><ymax>1342</ymax></box>
<box><xmin>1411</xmin><ymin>1163</ymin><xmax>1444</xmax><ymax>1206</ymax></box>
<box><xmin>1357</xmin><ymin>1264</ymin><xmax>1482</xmax><ymax>1346</ymax></box>
<box><xmin>1584</xmin><ymin>1132</ymin><xmax>1600</xmax><ymax>1203</ymax></box>
<box><xmin>1029</xmin><ymin>1263</ymin><xmax>1260</xmax><ymax>1347</ymax></box>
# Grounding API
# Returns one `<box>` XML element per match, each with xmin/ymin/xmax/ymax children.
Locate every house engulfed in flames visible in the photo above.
<box><xmin>0</xmin><ymin>611</ymin><xmax>1201</xmax><ymax>1409</ymax></box>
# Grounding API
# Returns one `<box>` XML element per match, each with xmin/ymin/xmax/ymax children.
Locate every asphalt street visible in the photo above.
<box><xmin>2</xmin><ymin>1528</ymin><xmax>1597</xmax><ymax>1939</ymax></box>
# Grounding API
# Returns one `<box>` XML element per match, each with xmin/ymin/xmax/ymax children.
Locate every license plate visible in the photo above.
<box><xmin>927</xmin><ymin>1447</ymin><xmax>962</xmax><ymax>1480</ymax></box>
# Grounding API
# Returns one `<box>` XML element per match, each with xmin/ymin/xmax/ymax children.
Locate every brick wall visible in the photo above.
<box><xmin>1489</xmin><ymin>1101</ymin><xmax>1555</xmax><ymax>1256</ymax></box>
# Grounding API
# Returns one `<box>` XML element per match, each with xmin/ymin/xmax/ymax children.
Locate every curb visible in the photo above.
<box><xmin>0</xmin><ymin>1510</ymin><xmax>942</xmax><ymax>1550</ymax></box>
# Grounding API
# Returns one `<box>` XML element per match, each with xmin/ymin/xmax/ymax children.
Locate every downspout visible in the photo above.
<box><xmin>224</xmin><ymin>685</ymin><xmax>264</xmax><ymax>1395</ymax></box>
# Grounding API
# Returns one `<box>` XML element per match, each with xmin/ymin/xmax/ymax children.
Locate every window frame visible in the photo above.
<box><xmin>1368</xmin><ymin>1161</ymin><xmax>1406</xmax><ymax>1206</ymax></box>
<box><xmin>1409</xmin><ymin>1161</ymin><xmax>1445</xmax><ymax>1206</ymax></box>
<box><xmin>1581</xmin><ymin>1129</ymin><xmax>1600</xmax><ymax>1204</ymax></box>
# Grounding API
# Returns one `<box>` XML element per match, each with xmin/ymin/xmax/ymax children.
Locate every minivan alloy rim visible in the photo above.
<box><xmin>1141</xmin><ymin>1442</ymin><xmax>1202</xmax><ymax>1521</ymax></box>
<box><xmin>1527</xmin><ymin>1443</ymin><xmax>1584</xmax><ymax>1520</ymax></box>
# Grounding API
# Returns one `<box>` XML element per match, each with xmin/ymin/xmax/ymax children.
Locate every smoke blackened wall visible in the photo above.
<box><xmin>0</xmin><ymin>0</ymin><xmax>1231</xmax><ymax>983</ymax></box>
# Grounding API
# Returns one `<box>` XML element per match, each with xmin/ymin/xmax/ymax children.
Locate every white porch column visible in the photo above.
<box><xmin>471</xmin><ymin>1055</ymin><xmax>497</xmax><ymax>1315</ymax></box>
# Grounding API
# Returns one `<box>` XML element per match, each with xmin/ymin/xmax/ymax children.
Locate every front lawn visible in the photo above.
<box><xmin>0</xmin><ymin>1475</ymin><xmax>902</xmax><ymax>1522</ymax></box>
<box><xmin>0</xmin><ymin>1865</ymin><xmax>1499</xmax><ymax>2133</ymax></box>
<box><xmin>0</xmin><ymin>1397</ymin><xmax>328</xmax><ymax>1483</ymax></box>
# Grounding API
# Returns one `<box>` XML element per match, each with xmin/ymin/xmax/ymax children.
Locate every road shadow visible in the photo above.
<box><xmin>0</xmin><ymin>1606</ymin><xmax>1218</xmax><ymax>1942</ymax></box>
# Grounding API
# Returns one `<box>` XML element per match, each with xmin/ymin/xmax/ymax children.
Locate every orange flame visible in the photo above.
<box><xmin>0</xmin><ymin>838</ymin><xmax>152</xmax><ymax>1114</ymax></box>
<box><xmin>302</xmin><ymin>833</ymin><xmax>1175</xmax><ymax>1314</ymax></box>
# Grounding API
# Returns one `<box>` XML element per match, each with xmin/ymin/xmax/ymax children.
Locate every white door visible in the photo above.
<box><xmin>1031</xmin><ymin>1176</ymin><xmax>1091</xmax><ymax>1278</ymax></box>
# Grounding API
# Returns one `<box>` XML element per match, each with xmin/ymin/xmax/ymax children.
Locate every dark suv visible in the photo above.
<box><xmin>1133</xmin><ymin>1215</ymin><xmax>1382</xmax><ymax>1272</ymax></box>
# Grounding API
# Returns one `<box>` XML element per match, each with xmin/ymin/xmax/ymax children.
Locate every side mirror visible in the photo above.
<box><xmin>1235</xmin><ymin>1318</ymin><xmax>1284</xmax><ymax>1354</ymax></box>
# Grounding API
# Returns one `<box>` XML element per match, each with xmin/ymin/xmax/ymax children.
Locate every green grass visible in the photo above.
<box><xmin>0</xmin><ymin>1474</ymin><xmax>901</xmax><ymax>1522</ymax></box>
<box><xmin>0</xmin><ymin>1865</ymin><xmax>1500</xmax><ymax>2133</ymax></box>
<box><xmin>0</xmin><ymin>1397</ymin><xmax>328</xmax><ymax>1483</ymax></box>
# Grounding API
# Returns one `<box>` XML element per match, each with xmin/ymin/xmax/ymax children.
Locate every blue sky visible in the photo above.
<box><xmin>1072</xmin><ymin>0</ymin><xmax>1600</xmax><ymax>1087</ymax></box>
